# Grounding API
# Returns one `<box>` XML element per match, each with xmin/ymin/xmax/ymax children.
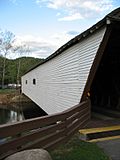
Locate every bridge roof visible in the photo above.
<box><xmin>24</xmin><ymin>7</ymin><xmax>120</xmax><ymax>75</ymax></box>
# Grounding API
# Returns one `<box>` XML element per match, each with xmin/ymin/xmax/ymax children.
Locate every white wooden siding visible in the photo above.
<box><xmin>22</xmin><ymin>27</ymin><xmax>106</xmax><ymax>114</ymax></box>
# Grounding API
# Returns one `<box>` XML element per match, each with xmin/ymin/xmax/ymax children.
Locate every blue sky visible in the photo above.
<box><xmin>0</xmin><ymin>0</ymin><xmax>120</xmax><ymax>58</ymax></box>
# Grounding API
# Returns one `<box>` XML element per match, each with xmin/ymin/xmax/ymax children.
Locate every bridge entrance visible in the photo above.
<box><xmin>90</xmin><ymin>25</ymin><xmax>120</xmax><ymax>118</ymax></box>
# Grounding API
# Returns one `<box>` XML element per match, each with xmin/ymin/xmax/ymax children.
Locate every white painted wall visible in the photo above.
<box><xmin>22</xmin><ymin>27</ymin><xmax>106</xmax><ymax>114</ymax></box>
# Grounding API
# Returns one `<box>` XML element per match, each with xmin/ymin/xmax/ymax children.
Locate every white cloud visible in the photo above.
<box><xmin>11</xmin><ymin>30</ymin><xmax>78</xmax><ymax>59</ymax></box>
<box><xmin>56</xmin><ymin>12</ymin><xmax>61</xmax><ymax>16</ymax></box>
<box><xmin>36</xmin><ymin>0</ymin><xmax>114</xmax><ymax>21</ymax></box>
<box><xmin>58</xmin><ymin>13</ymin><xmax>83</xmax><ymax>21</ymax></box>
<box><xmin>44</xmin><ymin>0</ymin><xmax>82</xmax><ymax>9</ymax></box>
<box><xmin>11</xmin><ymin>33</ymin><xmax>70</xmax><ymax>59</ymax></box>
<box><xmin>51</xmin><ymin>30</ymin><xmax>78</xmax><ymax>47</ymax></box>
<box><xmin>13</xmin><ymin>35</ymin><xmax>57</xmax><ymax>59</ymax></box>
<box><xmin>82</xmin><ymin>0</ymin><xmax>113</xmax><ymax>12</ymax></box>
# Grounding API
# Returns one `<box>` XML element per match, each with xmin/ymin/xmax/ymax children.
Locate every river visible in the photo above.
<box><xmin>0</xmin><ymin>102</ymin><xmax>47</xmax><ymax>125</ymax></box>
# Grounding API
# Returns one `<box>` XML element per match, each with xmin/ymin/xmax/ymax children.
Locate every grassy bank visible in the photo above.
<box><xmin>0</xmin><ymin>89</ymin><xmax>31</xmax><ymax>104</ymax></box>
<box><xmin>50</xmin><ymin>134</ymin><xmax>109</xmax><ymax>160</ymax></box>
<box><xmin>0</xmin><ymin>88</ymin><xmax>17</xmax><ymax>94</ymax></box>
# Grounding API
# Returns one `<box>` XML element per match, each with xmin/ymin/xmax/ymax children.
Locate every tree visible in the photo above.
<box><xmin>13</xmin><ymin>44</ymin><xmax>30</xmax><ymax>86</ymax></box>
<box><xmin>0</xmin><ymin>30</ymin><xmax>15</xmax><ymax>88</ymax></box>
<box><xmin>0</xmin><ymin>56</ymin><xmax>43</xmax><ymax>86</ymax></box>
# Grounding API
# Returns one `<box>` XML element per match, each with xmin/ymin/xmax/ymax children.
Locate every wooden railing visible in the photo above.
<box><xmin>0</xmin><ymin>99</ymin><xmax>90</xmax><ymax>159</ymax></box>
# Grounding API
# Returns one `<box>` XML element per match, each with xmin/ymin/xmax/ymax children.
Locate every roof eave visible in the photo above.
<box><xmin>23</xmin><ymin>8</ymin><xmax>120</xmax><ymax>75</ymax></box>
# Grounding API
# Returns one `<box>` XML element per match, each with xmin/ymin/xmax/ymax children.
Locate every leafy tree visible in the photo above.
<box><xmin>13</xmin><ymin>44</ymin><xmax>30</xmax><ymax>86</ymax></box>
<box><xmin>0</xmin><ymin>30</ymin><xmax>15</xmax><ymax>88</ymax></box>
<box><xmin>0</xmin><ymin>56</ymin><xmax>43</xmax><ymax>86</ymax></box>
<box><xmin>0</xmin><ymin>55</ymin><xmax>3</xmax><ymax>86</ymax></box>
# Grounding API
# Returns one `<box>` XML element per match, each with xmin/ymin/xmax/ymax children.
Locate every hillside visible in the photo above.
<box><xmin>0</xmin><ymin>56</ymin><xmax>44</xmax><ymax>85</ymax></box>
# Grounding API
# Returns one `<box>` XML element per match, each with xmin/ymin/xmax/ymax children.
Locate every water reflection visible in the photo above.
<box><xmin>0</xmin><ymin>102</ymin><xmax>47</xmax><ymax>125</ymax></box>
<box><xmin>0</xmin><ymin>104</ymin><xmax>24</xmax><ymax>125</ymax></box>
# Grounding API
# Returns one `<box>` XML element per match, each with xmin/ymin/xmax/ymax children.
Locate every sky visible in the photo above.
<box><xmin>0</xmin><ymin>0</ymin><xmax>120</xmax><ymax>59</ymax></box>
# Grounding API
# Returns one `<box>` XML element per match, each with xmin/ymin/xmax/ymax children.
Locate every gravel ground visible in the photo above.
<box><xmin>97</xmin><ymin>138</ymin><xmax>120</xmax><ymax>160</ymax></box>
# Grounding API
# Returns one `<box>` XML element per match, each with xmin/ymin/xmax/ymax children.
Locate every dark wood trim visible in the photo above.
<box><xmin>81</xmin><ymin>25</ymin><xmax>113</xmax><ymax>102</ymax></box>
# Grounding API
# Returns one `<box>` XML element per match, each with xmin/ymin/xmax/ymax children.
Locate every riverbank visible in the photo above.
<box><xmin>0</xmin><ymin>89</ymin><xmax>31</xmax><ymax>104</ymax></box>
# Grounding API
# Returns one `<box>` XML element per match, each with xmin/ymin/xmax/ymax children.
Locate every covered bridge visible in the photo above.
<box><xmin>22</xmin><ymin>8</ymin><xmax>120</xmax><ymax>115</ymax></box>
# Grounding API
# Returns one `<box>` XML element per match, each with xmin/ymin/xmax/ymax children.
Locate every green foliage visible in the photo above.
<box><xmin>0</xmin><ymin>56</ymin><xmax>44</xmax><ymax>85</ymax></box>
<box><xmin>50</xmin><ymin>134</ymin><xmax>109</xmax><ymax>160</ymax></box>
<box><xmin>0</xmin><ymin>30</ymin><xmax>16</xmax><ymax>88</ymax></box>
<box><xmin>0</xmin><ymin>88</ymin><xmax>16</xmax><ymax>94</ymax></box>
<box><xmin>0</xmin><ymin>56</ymin><xmax>3</xmax><ymax>81</ymax></box>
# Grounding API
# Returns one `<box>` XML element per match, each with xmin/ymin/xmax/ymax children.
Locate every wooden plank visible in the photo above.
<box><xmin>81</xmin><ymin>26</ymin><xmax>112</xmax><ymax>101</ymax></box>
<box><xmin>66</xmin><ymin>119</ymin><xmax>89</xmax><ymax>143</ymax></box>
<box><xmin>63</xmin><ymin>101</ymin><xmax>88</xmax><ymax>117</ymax></box>
<box><xmin>44</xmin><ymin>136</ymin><xmax>67</xmax><ymax>150</ymax></box>
<box><xmin>0</xmin><ymin>137</ymin><xmax>67</xmax><ymax>160</ymax></box>
<box><xmin>79</xmin><ymin>125</ymin><xmax>120</xmax><ymax>134</ymax></box>
<box><xmin>0</xmin><ymin>101</ymin><xmax>88</xmax><ymax>138</ymax></box>
<box><xmin>66</xmin><ymin>107</ymin><xmax>89</xmax><ymax>125</ymax></box>
<box><xmin>67</xmin><ymin>112</ymin><xmax>90</xmax><ymax>133</ymax></box>
<box><xmin>0</xmin><ymin>112</ymin><xmax>66</xmax><ymax>138</ymax></box>
<box><xmin>0</xmin><ymin>122</ymin><xmax>65</xmax><ymax>153</ymax></box>
<box><xmin>24</xmin><ymin>129</ymin><xmax>66</xmax><ymax>150</ymax></box>
<box><xmin>0</xmin><ymin>100</ymin><xmax>89</xmax><ymax>159</ymax></box>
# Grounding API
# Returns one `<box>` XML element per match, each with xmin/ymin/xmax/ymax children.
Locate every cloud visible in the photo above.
<box><xmin>58</xmin><ymin>13</ymin><xmax>83</xmax><ymax>21</ymax></box>
<box><xmin>26</xmin><ymin>41</ymin><xmax>56</xmax><ymax>58</ymax></box>
<box><xmin>13</xmin><ymin>35</ymin><xmax>57</xmax><ymax>59</ymax></box>
<box><xmin>67</xmin><ymin>31</ymin><xmax>79</xmax><ymax>36</ymax></box>
<box><xmin>11</xmin><ymin>30</ymin><xmax>78</xmax><ymax>59</ymax></box>
<box><xmin>36</xmin><ymin>0</ymin><xmax>114</xmax><ymax>21</ymax></box>
<box><xmin>52</xmin><ymin>31</ymin><xmax>76</xmax><ymax>45</ymax></box>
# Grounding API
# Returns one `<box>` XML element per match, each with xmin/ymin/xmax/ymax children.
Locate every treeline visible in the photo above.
<box><xmin>0</xmin><ymin>56</ymin><xmax>43</xmax><ymax>85</ymax></box>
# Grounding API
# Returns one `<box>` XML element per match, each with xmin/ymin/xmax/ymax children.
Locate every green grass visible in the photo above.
<box><xmin>0</xmin><ymin>88</ymin><xmax>17</xmax><ymax>94</ymax></box>
<box><xmin>50</xmin><ymin>134</ymin><xmax>110</xmax><ymax>160</ymax></box>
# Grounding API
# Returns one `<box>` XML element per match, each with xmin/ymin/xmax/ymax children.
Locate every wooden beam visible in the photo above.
<box><xmin>81</xmin><ymin>25</ymin><xmax>113</xmax><ymax>102</ymax></box>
